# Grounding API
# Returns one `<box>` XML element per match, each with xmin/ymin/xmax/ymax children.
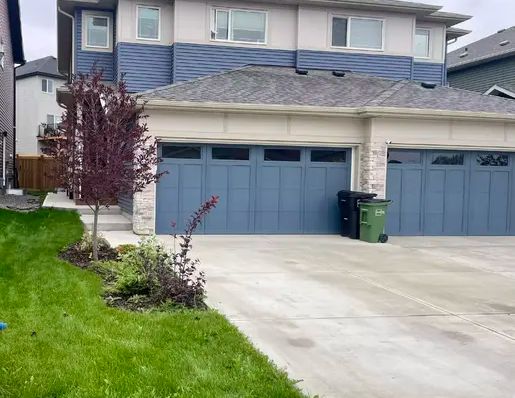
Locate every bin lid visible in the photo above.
<box><xmin>359</xmin><ymin>199</ymin><xmax>392</xmax><ymax>205</ymax></box>
<box><xmin>337</xmin><ymin>190</ymin><xmax>378</xmax><ymax>199</ymax></box>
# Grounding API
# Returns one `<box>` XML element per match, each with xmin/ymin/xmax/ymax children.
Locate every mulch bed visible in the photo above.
<box><xmin>59</xmin><ymin>243</ymin><xmax>118</xmax><ymax>269</ymax></box>
<box><xmin>0</xmin><ymin>194</ymin><xmax>41</xmax><ymax>212</ymax></box>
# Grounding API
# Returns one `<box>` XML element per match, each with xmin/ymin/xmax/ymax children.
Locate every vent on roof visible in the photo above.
<box><xmin>421</xmin><ymin>82</ymin><xmax>437</xmax><ymax>89</ymax></box>
<box><xmin>498</xmin><ymin>28</ymin><xmax>506</xmax><ymax>33</ymax></box>
<box><xmin>500</xmin><ymin>40</ymin><xmax>510</xmax><ymax>46</ymax></box>
<box><xmin>459</xmin><ymin>47</ymin><xmax>469</xmax><ymax>58</ymax></box>
<box><xmin>332</xmin><ymin>70</ymin><xmax>346</xmax><ymax>77</ymax></box>
<box><xmin>295</xmin><ymin>68</ymin><xmax>309</xmax><ymax>76</ymax></box>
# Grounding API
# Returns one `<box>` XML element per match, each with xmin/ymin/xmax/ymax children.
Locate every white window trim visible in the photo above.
<box><xmin>82</xmin><ymin>11</ymin><xmax>113</xmax><ymax>52</ymax></box>
<box><xmin>46</xmin><ymin>114</ymin><xmax>60</xmax><ymax>127</ymax></box>
<box><xmin>484</xmin><ymin>84</ymin><xmax>515</xmax><ymax>99</ymax></box>
<box><xmin>330</xmin><ymin>15</ymin><xmax>385</xmax><ymax>52</ymax></box>
<box><xmin>414</xmin><ymin>27</ymin><xmax>431</xmax><ymax>59</ymax></box>
<box><xmin>42</xmin><ymin>78</ymin><xmax>54</xmax><ymax>94</ymax></box>
<box><xmin>210</xmin><ymin>7</ymin><xmax>268</xmax><ymax>46</ymax></box>
<box><xmin>136</xmin><ymin>5</ymin><xmax>161</xmax><ymax>41</ymax></box>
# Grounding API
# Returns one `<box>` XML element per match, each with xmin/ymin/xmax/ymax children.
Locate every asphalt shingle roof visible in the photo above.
<box><xmin>140</xmin><ymin>66</ymin><xmax>515</xmax><ymax>115</ymax></box>
<box><xmin>16</xmin><ymin>56</ymin><xmax>65</xmax><ymax>80</ymax></box>
<box><xmin>448</xmin><ymin>26</ymin><xmax>515</xmax><ymax>71</ymax></box>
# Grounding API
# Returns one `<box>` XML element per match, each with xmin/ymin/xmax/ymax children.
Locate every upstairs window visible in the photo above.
<box><xmin>332</xmin><ymin>16</ymin><xmax>384</xmax><ymax>50</ymax></box>
<box><xmin>41</xmin><ymin>78</ymin><xmax>54</xmax><ymax>94</ymax></box>
<box><xmin>212</xmin><ymin>8</ymin><xmax>267</xmax><ymax>44</ymax></box>
<box><xmin>415</xmin><ymin>28</ymin><xmax>430</xmax><ymax>58</ymax></box>
<box><xmin>137</xmin><ymin>6</ymin><xmax>160</xmax><ymax>40</ymax></box>
<box><xmin>86</xmin><ymin>15</ymin><xmax>109</xmax><ymax>48</ymax></box>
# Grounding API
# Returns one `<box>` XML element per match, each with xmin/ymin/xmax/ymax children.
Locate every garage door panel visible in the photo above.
<box><xmin>386</xmin><ymin>168</ymin><xmax>402</xmax><ymax>234</ymax></box>
<box><xmin>388</xmin><ymin>149</ymin><xmax>514</xmax><ymax>236</ymax></box>
<box><xmin>400</xmin><ymin>169</ymin><xmax>424</xmax><ymax>235</ymax></box>
<box><xmin>157</xmin><ymin>145</ymin><xmax>350</xmax><ymax>234</ymax></box>
<box><xmin>488</xmin><ymin>171</ymin><xmax>510</xmax><ymax>235</ymax></box>
<box><xmin>443</xmin><ymin>170</ymin><xmax>466</xmax><ymax>235</ymax></box>
<box><xmin>205</xmin><ymin>164</ymin><xmax>253</xmax><ymax>233</ymax></box>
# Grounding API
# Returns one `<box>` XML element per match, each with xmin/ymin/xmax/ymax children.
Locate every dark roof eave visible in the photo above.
<box><xmin>448</xmin><ymin>50</ymin><xmax>515</xmax><ymax>72</ymax></box>
<box><xmin>16</xmin><ymin>71</ymin><xmax>67</xmax><ymax>80</ymax></box>
<box><xmin>7</xmin><ymin>0</ymin><xmax>25</xmax><ymax>64</ymax></box>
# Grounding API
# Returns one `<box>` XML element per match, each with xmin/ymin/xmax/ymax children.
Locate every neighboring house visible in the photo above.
<box><xmin>16</xmin><ymin>56</ymin><xmax>67</xmax><ymax>155</ymax></box>
<box><xmin>0</xmin><ymin>0</ymin><xmax>24</xmax><ymax>189</ymax></box>
<box><xmin>448</xmin><ymin>27</ymin><xmax>515</xmax><ymax>98</ymax></box>
<box><xmin>57</xmin><ymin>0</ymin><xmax>515</xmax><ymax>238</ymax></box>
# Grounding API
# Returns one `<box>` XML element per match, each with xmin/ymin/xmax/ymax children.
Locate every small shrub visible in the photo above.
<box><xmin>60</xmin><ymin>232</ymin><xmax>117</xmax><ymax>268</ymax></box>
<box><xmin>116</xmin><ymin>244</ymin><xmax>137</xmax><ymax>256</ymax></box>
<box><xmin>95</xmin><ymin>196</ymin><xmax>219</xmax><ymax>310</ymax></box>
<box><xmin>78</xmin><ymin>232</ymin><xmax>111</xmax><ymax>253</ymax></box>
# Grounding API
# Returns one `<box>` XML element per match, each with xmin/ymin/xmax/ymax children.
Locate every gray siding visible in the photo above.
<box><xmin>448</xmin><ymin>56</ymin><xmax>515</xmax><ymax>94</ymax></box>
<box><xmin>0</xmin><ymin>0</ymin><xmax>15</xmax><ymax>187</ymax></box>
<box><xmin>118</xmin><ymin>193</ymin><xmax>133</xmax><ymax>215</ymax></box>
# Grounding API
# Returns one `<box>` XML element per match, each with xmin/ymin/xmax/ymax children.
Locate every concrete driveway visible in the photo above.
<box><xmin>178</xmin><ymin>235</ymin><xmax>515</xmax><ymax>398</ymax></box>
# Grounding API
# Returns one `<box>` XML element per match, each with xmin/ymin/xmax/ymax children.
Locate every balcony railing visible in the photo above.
<box><xmin>37</xmin><ymin>123</ymin><xmax>62</xmax><ymax>140</ymax></box>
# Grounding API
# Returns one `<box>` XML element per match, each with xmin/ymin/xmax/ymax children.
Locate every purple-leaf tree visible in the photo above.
<box><xmin>47</xmin><ymin>71</ymin><xmax>162</xmax><ymax>261</ymax></box>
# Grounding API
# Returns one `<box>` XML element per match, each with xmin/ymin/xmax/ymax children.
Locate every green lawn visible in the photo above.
<box><xmin>0</xmin><ymin>209</ymin><xmax>305</xmax><ymax>398</ymax></box>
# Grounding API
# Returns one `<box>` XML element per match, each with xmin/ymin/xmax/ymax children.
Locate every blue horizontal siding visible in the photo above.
<box><xmin>173</xmin><ymin>42</ymin><xmax>296</xmax><ymax>82</ymax></box>
<box><xmin>75</xmin><ymin>9</ymin><xmax>114</xmax><ymax>81</ymax></box>
<box><xmin>118</xmin><ymin>194</ymin><xmax>133</xmax><ymax>215</ymax></box>
<box><xmin>413</xmin><ymin>62</ymin><xmax>445</xmax><ymax>85</ymax></box>
<box><xmin>297</xmin><ymin>50</ymin><xmax>413</xmax><ymax>80</ymax></box>
<box><xmin>117</xmin><ymin>42</ymin><xmax>172</xmax><ymax>92</ymax></box>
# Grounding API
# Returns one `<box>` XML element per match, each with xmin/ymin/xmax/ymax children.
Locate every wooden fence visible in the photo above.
<box><xmin>16</xmin><ymin>155</ymin><xmax>61</xmax><ymax>191</ymax></box>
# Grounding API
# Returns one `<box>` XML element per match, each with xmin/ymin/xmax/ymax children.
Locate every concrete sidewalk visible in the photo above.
<box><xmin>104</xmin><ymin>233</ymin><xmax>515</xmax><ymax>398</ymax></box>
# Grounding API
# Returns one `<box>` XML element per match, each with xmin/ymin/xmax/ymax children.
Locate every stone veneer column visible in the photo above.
<box><xmin>132</xmin><ymin>182</ymin><xmax>156</xmax><ymax>235</ymax></box>
<box><xmin>358</xmin><ymin>141</ymin><xmax>388</xmax><ymax>199</ymax></box>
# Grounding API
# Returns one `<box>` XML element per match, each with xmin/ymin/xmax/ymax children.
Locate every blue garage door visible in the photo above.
<box><xmin>386</xmin><ymin>149</ymin><xmax>515</xmax><ymax>236</ymax></box>
<box><xmin>156</xmin><ymin>144</ymin><xmax>351</xmax><ymax>234</ymax></box>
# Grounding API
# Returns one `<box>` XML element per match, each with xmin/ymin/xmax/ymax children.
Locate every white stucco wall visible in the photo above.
<box><xmin>117</xmin><ymin>0</ymin><xmax>174</xmax><ymax>45</ymax></box>
<box><xmin>174</xmin><ymin>0</ymin><xmax>298</xmax><ymax>50</ymax></box>
<box><xmin>414</xmin><ymin>22</ymin><xmax>446</xmax><ymax>64</ymax></box>
<box><xmin>16</xmin><ymin>76</ymin><xmax>66</xmax><ymax>155</ymax></box>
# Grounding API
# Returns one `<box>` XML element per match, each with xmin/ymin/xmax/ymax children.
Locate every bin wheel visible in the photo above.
<box><xmin>379</xmin><ymin>234</ymin><xmax>389</xmax><ymax>244</ymax></box>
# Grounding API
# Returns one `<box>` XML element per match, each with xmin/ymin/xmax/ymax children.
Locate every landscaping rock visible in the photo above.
<box><xmin>0</xmin><ymin>194</ymin><xmax>41</xmax><ymax>212</ymax></box>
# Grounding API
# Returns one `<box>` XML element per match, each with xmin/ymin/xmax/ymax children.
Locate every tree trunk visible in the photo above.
<box><xmin>92</xmin><ymin>203</ymin><xmax>100</xmax><ymax>261</ymax></box>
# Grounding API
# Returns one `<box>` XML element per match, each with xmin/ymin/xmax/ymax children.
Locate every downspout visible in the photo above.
<box><xmin>57</xmin><ymin>6</ymin><xmax>75</xmax><ymax>79</ymax></box>
<box><xmin>2</xmin><ymin>131</ymin><xmax>6</xmax><ymax>189</ymax></box>
<box><xmin>13</xmin><ymin>62</ymin><xmax>25</xmax><ymax>189</ymax></box>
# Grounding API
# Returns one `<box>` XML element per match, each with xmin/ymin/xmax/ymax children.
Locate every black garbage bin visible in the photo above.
<box><xmin>337</xmin><ymin>190</ymin><xmax>377</xmax><ymax>239</ymax></box>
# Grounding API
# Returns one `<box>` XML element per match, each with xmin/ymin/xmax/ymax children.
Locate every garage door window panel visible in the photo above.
<box><xmin>476</xmin><ymin>153</ymin><xmax>509</xmax><ymax>167</ymax></box>
<box><xmin>162</xmin><ymin>146</ymin><xmax>202</xmax><ymax>159</ymax></box>
<box><xmin>431</xmin><ymin>152</ymin><xmax>464</xmax><ymax>166</ymax></box>
<box><xmin>311</xmin><ymin>150</ymin><xmax>347</xmax><ymax>163</ymax></box>
<box><xmin>212</xmin><ymin>147</ymin><xmax>250</xmax><ymax>161</ymax></box>
<box><xmin>264</xmin><ymin>149</ymin><xmax>301</xmax><ymax>162</ymax></box>
<box><xmin>388</xmin><ymin>150</ymin><xmax>422</xmax><ymax>165</ymax></box>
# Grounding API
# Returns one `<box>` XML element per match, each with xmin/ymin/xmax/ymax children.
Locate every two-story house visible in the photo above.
<box><xmin>56</xmin><ymin>0</ymin><xmax>515</xmax><ymax>239</ymax></box>
<box><xmin>448</xmin><ymin>27</ymin><xmax>515</xmax><ymax>99</ymax></box>
<box><xmin>0</xmin><ymin>0</ymin><xmax>24</xmax><ymax>190</ymax></box>
<box><xmin>16</xmin><ymin>56</ymin><xmax>67</xmax><ymax>155</ymax></box>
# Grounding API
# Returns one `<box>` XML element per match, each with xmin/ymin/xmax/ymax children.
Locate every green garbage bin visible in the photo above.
<box><xmin>358</xmin><ymin>199</ymin><xmax>392</xmax><ymax>243</ymax></box>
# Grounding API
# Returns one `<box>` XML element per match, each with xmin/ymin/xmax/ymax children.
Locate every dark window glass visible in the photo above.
<box><xmin>162</xmin><ymin>145</ymin><xmax>201</xmax><ymax>159</ymax></box>
<box><xmin>212</xmin><ymin>147</ymin><xmax>250</xmax><ymax>160</ymax></box>
<box><xmin>388</xmin><ymin>150</ymin><xmax>421</xmax><ymax>164</ymax></box>
<box><xmin>476</xmin><ymin>153</ymin><xmax>509</xmax><ymax>167</ymax></box>
<box><xmin>332</xmin><ymin>17</ymin><xmax>348</xmax><ymax>47</ymax></box>
<box><xmin>311</xmin><ymin>150</ymin><xmax>347</xmax><ymax>163</ymax></box>
<box><xmin>264</xmin><ymin>149</ymin><xmax>301</xmax><ymax>162</ymax></box>
<box><xmin>432</xmin><ymin>153</ymin><xmax>464</xmax><ymax>165</ymax></box>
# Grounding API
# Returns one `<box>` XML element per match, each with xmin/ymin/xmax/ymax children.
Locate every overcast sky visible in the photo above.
<box><xmin>18</xmin><ymin>0</ymin><xmax>515</xmax><ymax>61</ymax></box>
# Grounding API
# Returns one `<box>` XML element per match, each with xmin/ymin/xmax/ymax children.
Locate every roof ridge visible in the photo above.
<box><xmin>365</xmin><ymin>80</ymin><xmax>408</xmax><ymax>107</ymax></box>
<box><xmin>137</xmin><ymin>65</ymin><xmax>255</xmax><ymax>96</ymax></box>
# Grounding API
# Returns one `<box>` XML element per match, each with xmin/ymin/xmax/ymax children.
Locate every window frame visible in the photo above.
<box><xmin>46</xmin><ymin>114</ymin><xmax>60</xmax><ymax>128</ymax></box>
<box><xmin>211</xmin><ymin>7</ymin><xmax>268</xmax><ymax>45</ymax></box>
<box><xmin>331</xmin><ymin>15</ymin><xmax>385</xmax><ymax>52</ymax></box>
<box><xmin>414</xmin><ymin>27</ymin><xmax>431</xmax><ymax>59</ymax></box>
<box><xmin>41</xmin><ymin>78</ymin><xmax>54</xmax><ymax>94</ymax></box>
<box><xmin>83</xmin><ymin>12</ymin><xmax>112</xmax><ymax>51</ymax></box>
<box><xmin>136</xmin><ymin>5</ymin><xmax>161</xmax><ymax>41</ymax></box>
